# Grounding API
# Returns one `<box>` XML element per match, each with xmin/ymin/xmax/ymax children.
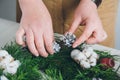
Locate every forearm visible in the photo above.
<box><xmin>18</xmin><ymin>0</ymin><xmax>45</xmax><ymax>13</ymax></box>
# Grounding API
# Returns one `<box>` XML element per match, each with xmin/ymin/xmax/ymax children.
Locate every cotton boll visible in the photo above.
<box><xmin>90</xmin><ymin>60</ymin><xmax>97</xmax><ymax>67</ymax></box>
<box><xmin>91</xmin><ymin>52</ymin><xmax>99</xmax><ymax>59</ymax></box>
<box><xmin>82</xmin><ymin>47</ymin><xmax>94</xmax><ymax>58</ymax></box>
<box><xmin>84</xmin><ymin>46</ymin><xmax>94</xmax><ymax>52</ymax></box>
<box><xmin>80</xmin><ymin>60</ymin><xmax>91</xmax><ymax>69</ymax></box>
<box><xmin>72</xmin><ymin>56</ymin><xmax>81</xmax><ymax>64</ymax></box>
<box><xmin>5</xmin><ymin>55</ymin><xmax>14</xmax><ymax>63</ymax></box>
<box><xmin>83</xmin><ymin>50</ymin><xmax>92</xmax><ymax>58</ymax></box>
<box><xmin>9</xmin><ymin>60</ymin><xmax>21</xmax><ymax>68</ymax></box>
<box><xmin>0</xmin><ymin>75</ymin><xmax>8</xmax><ymax>80</ymax></box>
<box><xmin>0</xmin><ymin>55</ymin><xmax>14</xmax><ymax>68</ymax></box>
<box><xmin>0</xmin><ymin>59</ymin><xmax>10</xmax><ymax>69</ymax></box>
<box><xmin>0</xmin><ymin>50</ymin><xmax>9</xmax><ymax>61</ymax></box>
<box><xmin>92</xmin><ymin>78</ymin><xmax>102</xmax><ymax>80</ymax></box>
<box><xmin>71</xmin><ymin>50</ymin><xmax>87</xmax><ymax>64</ymax></box>
<box><xmin>0</xmin><ymin>50</ymin><xmax>9</xmax><ymax>57</ymax></box>
<box><xmin>73</xmin><ymin>53</ymin><xmax>87</xmax><ymax>64</ymax></box>
<box><xmin>77</xmin><ymin>52</ymin><xmax>87</xmax><ymax>61</ymax></box>
<box><xmin>92</xmin><ymin>78</ymin><xmax>97</xmax><ymax>80</ymax></box>
<box><xmin>87</xmin><ymin>47</ymin><xmax>94</xmax><ymax>52</ymax></box>
<box><xmin>89</xmin><ymin>57</ymin><xmax>97</xmax><ymax>66</ymax></box>
<box><xmin>0</xmin><ymin>50</ymin><xmax>21</xmax><ymax>75</ymax></box>
<box><xmin>1</xmin><ymin>62</ymin><xmax>20</xmax><ymax>75</ymax></box>
<box><xmin>0</xmin><ymin>62</ymin><xmax>8</xmax><ymax>69</ymax></box>
<box><xmin>3</xmin><ymin>65</ymin><xmax>18</xmax><ymax>75</ymax></box>
<box><xmin>71</xmin><ymin>49</ymin><xmax>81</xmax><ymax>58</ymax></box>
<box><xmin>3</xmin><ymin>60</ymin><xmax>21</xmax><ymax>75</ymax></box>
<box><xmin>0</xmin><ymin>54</ymin><xmax>14</xmax><ymax>64</ymax></box>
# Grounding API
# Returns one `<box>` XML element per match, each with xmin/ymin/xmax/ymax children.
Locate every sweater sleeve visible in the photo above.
<box><xmin>91</xmin><ymin>0</ymin><xmax>102</xmax><ymax>7</ymax></box>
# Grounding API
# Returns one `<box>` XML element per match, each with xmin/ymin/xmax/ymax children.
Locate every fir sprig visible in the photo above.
<box><xmin>1</xmin><ymin>42</ymin><xmax>120</xmax><ymax>80</ymax></box>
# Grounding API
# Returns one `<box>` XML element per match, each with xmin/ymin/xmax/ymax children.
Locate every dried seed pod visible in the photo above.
<box><xmin>63</xmin><ymin>32</ymin><xmax>76</xmax><ymax>47</ymax></box>
<box><xmin>53</xmin><ymin>41</ymin><xmax>61</xmax><ymax>53</ymax></box>
<box><xmin>100</xmin><ymin>58</ymin><xmax>115</xmax><ymax>68</ymax></box>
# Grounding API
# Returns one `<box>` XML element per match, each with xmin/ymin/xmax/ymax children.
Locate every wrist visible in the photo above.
<box><xmin>18</xmin><ymin>0</ymin><xmax>43</xmax><ymax>13</ymax></box>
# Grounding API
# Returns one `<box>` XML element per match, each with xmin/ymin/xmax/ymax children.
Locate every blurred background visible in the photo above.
<box><xmin>0</xmin><ymin>0</ymin><xmax>16</xmax><ymax>21</ymax></box>
<box><xmin>0</xmin><ymin>0</ymin><xmax>120</xmax><ymax>49</ymax></box>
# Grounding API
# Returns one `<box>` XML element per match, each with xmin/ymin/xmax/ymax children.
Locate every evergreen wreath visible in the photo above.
<box><xmin>0</xmin><ymin>33</ymin><xmax>120</xmax><ymax>80</ymax></box>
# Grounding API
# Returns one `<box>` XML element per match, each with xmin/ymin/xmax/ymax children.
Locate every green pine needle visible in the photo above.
<box><xmin>0</xmin><ymin>42</ymin><xmax>120</xmax><ymax>80</ymax></box>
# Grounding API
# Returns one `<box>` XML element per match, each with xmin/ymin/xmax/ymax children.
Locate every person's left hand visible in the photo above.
<box><xmin>68</xmin><ymin>0</ymin><xmax>107</xmax><ymax>48</ymax></box>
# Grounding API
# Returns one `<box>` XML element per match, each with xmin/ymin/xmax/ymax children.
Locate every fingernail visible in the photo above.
<box><xmin>49</xmin><ymin>49</ymin><xmax>54</xmax><ymax>55</ymax></box>
<box><xmin>73</xmin><ymin>44</ymin><xmax>78</xmax><ymax>48</ymax></box>
<box><xmin>50</xmin><ymin>52</ymin><xmax>54</xmax><ymax>55</ymax></box>
<box><xmin>42</xmin><ymin>53</ymin><xmax>48</xmax><ymax>58</ymax></box>
<box><xmin>35</xmin><ymin>54</ymin><xmax>39</xmax><ymax>57</ymax></box>
<box><xmin>44</xmin><ymin>55</ymin><xmax>48</xmax><ymax>58</ymax></box>
<box><xmin>51</xmin><ymin>49</ymin><xmax>54</xmax><ymax>54</ymax></box>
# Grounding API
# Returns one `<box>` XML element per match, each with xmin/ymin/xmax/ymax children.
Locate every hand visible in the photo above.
<box><xmin>68</xmin><ymin>0</ymin><xmax>107</xmax><ymax>48</ymax></box>
<box><xmin>16</xmin><ymin>0</ymin><xmax>54</xmax><ymax>57</ymax></box>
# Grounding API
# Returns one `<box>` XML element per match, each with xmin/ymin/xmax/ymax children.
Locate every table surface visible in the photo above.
<box><xmin>0</xmin><ymin>18</ymin><xmax>120</xmax><ymax>73</ymax></box>
<box><xmin>0</xmin><ymin>18</ymin><xmax>19</xmax><ymax>48</ymax></box>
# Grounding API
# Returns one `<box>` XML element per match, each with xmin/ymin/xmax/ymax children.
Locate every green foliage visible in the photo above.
<box><xmin>0</xmin><ymin>69</ymin><xmax>3</xmax><ymax>76</ymax></box>
<box><xmin>1</xmin><ymin>43</ymin><xmax>120</xmax><ymax>80</ymax></box>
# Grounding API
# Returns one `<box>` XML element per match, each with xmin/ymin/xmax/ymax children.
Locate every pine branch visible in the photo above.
<box><xmin>1</xmin><ymin>42</ymin><xmax>119</xmax><ymax>80</ymax></box>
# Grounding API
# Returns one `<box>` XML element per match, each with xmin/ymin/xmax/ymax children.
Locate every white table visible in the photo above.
<box><xmin>0</xmin><ymin>18</ymin><xmax>19</xmax><ymax>48</ymax></box>
<box><xmin>0</xmin><ymin>18</ymin><xmax>120</xmax><ymax>73</ymax></box>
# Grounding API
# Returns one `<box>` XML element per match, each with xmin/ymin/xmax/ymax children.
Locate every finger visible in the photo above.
<box><xmin>86</xmin><ymin>31</ymin><xmax>107</xmax><ymax>44</ymax></box>
<box><xmin>25</xmin><ymin>28</ymin><xmax>39</xmax><ymax>56</ymax></box>
<box><xmin>35</xmin><ymin>35</ymin><xmax>48</xmax><ymax>57</ymax></box>
<box><xmin>16</xmin><ymin>27</ymin><xmax>26</xmax><ymax>46</ymax></box>
<box><xmin>86</xmin><ymin>32</ymin><xmax>98</xmax><ymax>44</ymax></box>
<box><xmin>73</xmin><ymin>24</ymin><xmax>94</xmax><ymax>48</ymax></box>
<box><xmin>68</xmin><ymin>17</ymin><xmax>82</xmax><ymax>34</ymax></box>
<box><xmin>43</xmin><ymin>32</ymin><xmax>54</xmax><ymax>54</ymax></box>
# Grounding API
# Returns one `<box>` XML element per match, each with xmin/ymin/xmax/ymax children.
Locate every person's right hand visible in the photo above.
<box><xmin>16</xmin><ymin>0</ymin><xmax>54</xmax><ymax>57</ymax></box>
